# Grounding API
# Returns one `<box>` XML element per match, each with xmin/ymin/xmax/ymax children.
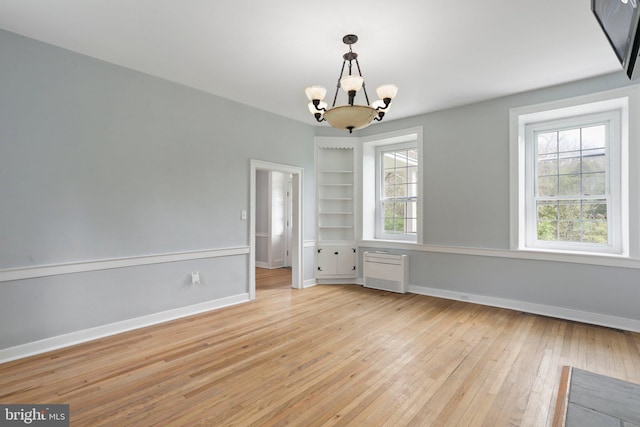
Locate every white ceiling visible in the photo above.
<box><xmin>0</xmin><ymin>0</ymin><xmax>623</xmax><ymax>126</ymax></box>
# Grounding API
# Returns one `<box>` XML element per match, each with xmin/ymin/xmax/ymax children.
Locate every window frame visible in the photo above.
<box><xmin>375</xmin><ymin>141</ymin><xmax>419</xmax><ymax>241</ymax></box>
<box><xmin>524</xmin><ymin>111</ymin><xmax>621</xmax><ymax>253</ymax></box>
<box><xmin>361</xmin><ymin>127</ymin><xmax>423</xmax><ymax>244</ymax></box>
<box><xmin>511</xmin><ymin>93</ymin><xmax>629</xmax><ymax>257</ymax></box>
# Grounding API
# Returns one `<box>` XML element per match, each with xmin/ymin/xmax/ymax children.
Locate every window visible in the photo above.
<box><xmin>512</xmin><ymin>94</ymin><xmax>628</xmax><ymax>256</ymax></box>
<box><xmin>377</xmin><ymin>143</ymin><xmax>418</xmax><ymax>240</ymax></box>
<box><xmin>361</xmin><ymin>127</ymin><xmax>423</xmax><ymax>243</ymax></box>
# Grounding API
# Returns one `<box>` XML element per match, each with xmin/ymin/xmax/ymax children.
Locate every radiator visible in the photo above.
<box><xmin>363</xmin><ymin>252</ymin><xmax>409</xmax><ymax>294</ymax></box>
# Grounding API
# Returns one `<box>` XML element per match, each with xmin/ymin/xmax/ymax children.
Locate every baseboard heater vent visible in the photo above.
<box><xmin>363</xmin><ymin>252</ymin><xmax>408</xmax><ymax>294</ymax></box>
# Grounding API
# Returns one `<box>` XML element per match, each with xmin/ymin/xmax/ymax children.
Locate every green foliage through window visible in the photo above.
<box><xmin>381</xmin><ymin>148</ymin><xmax>418</xmax><ymax>236</ymax></box>
<box><xmin>534</xmin><ymin>124</ymin><xmax>609</xmax><ymax>245</ymax></box>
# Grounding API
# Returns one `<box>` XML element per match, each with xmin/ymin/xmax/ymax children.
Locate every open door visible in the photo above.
<box><xmin>249</xmin><ymin>160</ymin><xmax>303</xmax><ymax>299</ymax></box>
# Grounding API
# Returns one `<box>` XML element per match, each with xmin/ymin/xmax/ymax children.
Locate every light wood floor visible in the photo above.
<box><xmin>1</xmin><ymin>268</ymin><xmax>639</xmax><ymax>426</ymax></box>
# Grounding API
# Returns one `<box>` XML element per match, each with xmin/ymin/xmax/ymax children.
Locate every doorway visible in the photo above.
<box><xmin>249</xmin><ymin>160</ymin><xmax>303</xmax><ymax>300</ymax></box>
<box><xmin>255</xmin><ymin>170</ymin><xmax>291</xmax><ymax>269</ymax></box>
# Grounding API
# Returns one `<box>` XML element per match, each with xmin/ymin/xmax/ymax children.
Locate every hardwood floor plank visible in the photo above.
<box><xmin>1</xmin><ymin>268</ymin><xmax>639</xmax><ymax>426</ymax></box>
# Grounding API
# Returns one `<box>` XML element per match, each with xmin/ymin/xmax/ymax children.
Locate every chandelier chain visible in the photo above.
<box><xmin>333</xmin><ymin>60</ymin><xmax>347</xmax><ymax>108</ymax></box>
<box><xmin>354</xmin><ymin>58</ymin><xmax>370</xmax><ymax>106</ymax></box>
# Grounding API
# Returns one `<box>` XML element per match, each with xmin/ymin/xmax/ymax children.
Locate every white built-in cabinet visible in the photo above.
<box><xmin>315</xmin><ymin>138</ymin><xmax>357</xmax><ymax>280</ymax></box>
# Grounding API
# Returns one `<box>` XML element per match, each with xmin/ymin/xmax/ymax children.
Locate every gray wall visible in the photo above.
<box><xmin>0</xmin><ymin>29</ymin><xmax>315</xmax><ymax>349</ymax></box>
<box><xmin>356</xmin><ymin>72</ymin><xmax>640</xmax><ymax>325</ymax></box>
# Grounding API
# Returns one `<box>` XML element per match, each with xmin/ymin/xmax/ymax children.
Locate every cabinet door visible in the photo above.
<box><xmin>316</xmin><ymin>246</ymin><xmax>338</xmax><ymax>274</ymax></box>
<box><xmin>336</xmin><ymin>247</ymin><xmax>357</xmax><ymax>275</ymax></box>
<box><xmin>317</xmin><ymin>245</ymin><xmax>356</xmax><ymax>276</ymax></box>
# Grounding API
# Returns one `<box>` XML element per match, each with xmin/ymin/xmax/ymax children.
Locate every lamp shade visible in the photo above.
<box><xmin>340</xmin><ymin>75</ymin><xmax>364</xmax><ymax>93</ymax></box>
<box><xmin>376</xmin><ymin>84</ymin><xmax>398</xmax><ymax>100</ymax></box>
<box><xmin>305</xmin><ymin>85</ymin><xmax>327</xmax><ymax>101</ymax></box>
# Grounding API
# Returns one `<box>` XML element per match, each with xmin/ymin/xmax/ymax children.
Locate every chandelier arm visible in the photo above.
<box><xmin>374</xmin><ymin>111</ymin><xmax>385</xmax><ymax>121</ymax></box>
<box><xmin>354</xmin><ymin>58</ymin><xmax>371</xmax><ymax>106</ymax></box>
<box><xmin>332</xmin><ymin>60</ymin><xmax>347</xmax><ymax>108</ymax></box>
<box><xmin>374</xmin><ymin>98</ymin><xmax>392</xmax><ymax>110</ymax></box>
<box><xmin>311</xmin><ymin>99</ymin><xmax>327</xmax><ymax>112</ymax></box>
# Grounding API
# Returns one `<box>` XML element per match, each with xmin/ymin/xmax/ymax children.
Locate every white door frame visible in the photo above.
<box><xmin>250</xmin><ymin>159</ymin><xmax>303</xmax><ymax>298</ymax></box>
<box><xmin>284</xmin><ymin>177</ymin><xmax>293</xmax><ymax>267</ymax></box>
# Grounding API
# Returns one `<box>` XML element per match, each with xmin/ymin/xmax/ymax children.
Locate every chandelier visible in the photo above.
<box><xmin>305</xmin><ymin>34</ymin><xmax>398</xmax><ymax>133</ymax></box>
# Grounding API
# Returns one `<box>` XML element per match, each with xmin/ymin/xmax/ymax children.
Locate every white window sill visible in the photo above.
<box><xmin>358</xmin><ymin>240</ymin><xmax>640</xmax><ymax>270</ymax></box>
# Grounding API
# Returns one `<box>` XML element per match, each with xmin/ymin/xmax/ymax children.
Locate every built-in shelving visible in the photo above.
<box><xmin>315</xmin><ymin>139</ymin><xmax>357</xmax><ymax>279</ymax></box>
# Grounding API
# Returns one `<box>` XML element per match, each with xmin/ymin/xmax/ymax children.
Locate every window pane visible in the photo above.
<box><xmin>393</xmin><ymin>202</ymin><xmax>405</xmax><ymax>217</ymax></box>
<box><xmin>383</xmin><ymin>152</ymin><xmax>395</xmax><ymax>170</ymax></box>
<box><xmin>558</xmin><ymin>201</ymin><xmax>581</xmax><ymax>221</ymax></box>
<box><xmin>536</xmin><ymin>199</ymin><xmax>609</xmax><ymax>244</ymax></box>
<box><xmin>384</xmin><ymin>202</ymin><xmax>395</xmax><ymax>218</ymax></box>
<box><xmin>582</xmin><ymin>221</ymin><xmax>608</xmax><ymax>243</ymax></box>
<box><xmin>559</xmin><ymin>174</ymin><xmax>580</xmax><ymax>195</ymax></box>
<box><xmin>537</xmin><ymin>175</ymin><xmax>558</xmax><ymax>196</ymax></box>
<box><xmin>384</xmin><ymin>182</ymin><xmax>395</xmax><ymax>198</ymax></box>
<box><xmin>558</xmin><ymin>153</ymin><xmax>580</xmax><ymax>175</ymax></box>
<box><xmin>559</xmin><ymin>221</ymin><xmax>581</xmax><ymax>241</ymax></box>
<box><xmin>537</xmin><ymin>158</ymin><xmax>557</xmax><ymax>176</ymax></box>
<box><xmin>407</xmin><ymin>166</ymin><xmax>418</xmax><ymax>183</ymax></box>
<box><xmin>384</xmin><ymin>171</ymin><xmax>395</xmax><ymax>186</ymax></box>
<box><xmin>558</xmin><ymin>128</ymin><xmax>581</xmax><ymax>152</ymax></box>
<box><xmin>583</xmin><ymin>200</ymin><xmax>607</xmax><ymax>220</ymax></box>
<box><xmin>582</xmin><ymin>125</ymin><xmax>606</xmax><ymax>149</ymax></box>
<box><xmin>407</xmin><ymin>149</ymin><xmax>418</xmax><ymax>163</ymax></box>
<box><xmin>537</xmin><ymin>201</ymin><xmax>558</xmax><ymax>220</ymax></box>
<box><xmin>406</xmin><ymin>200</ymin><xmax>417</xmax><ymax>217</ymax></box>
<box><xmin>406</xmin><ymin>218</ymin><xmax>417</xmax><ymax>234</ymax></box>
<box><xmin>537</xmin><ymin>221</ymin><xmax>558</xmax><ymax>241</ymax></box>
<box><xmin>537</xmin><ymin>132</ymin><xmax>557</xmax><ymax>154</ymax></box>
<box><xmin>582</xmin><ymin>173</ymin><xmax>605</xmax><ymax>195</ymax></box>
<box><xmin>407</xmin><ymin>183</ymin><xmax>417</xmax><ymax>198</ymax></box>
<box><xmin>383</xmin><ymin>202</ymin><xmax>395</xmax><ymax>233</ymax></box>
<box><xmin>582</xmin><ymin>153</ymin><xmax>605</xmax><ymax>173</ymax></box>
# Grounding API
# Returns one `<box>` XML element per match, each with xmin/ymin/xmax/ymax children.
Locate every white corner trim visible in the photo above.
<box><xmin>0</xmin><ymin>293</ymin><xmax>250</xmax><ymax>364</ymax></box>
<box><xmin>0</xmin><ymin>246</ymin><xmax>251</xmax><ymax>283</ymax></box>
<box><xmin>409</xmin><ymin>285</ymin><xmax>640</xmax><ymax>333</ymax></box>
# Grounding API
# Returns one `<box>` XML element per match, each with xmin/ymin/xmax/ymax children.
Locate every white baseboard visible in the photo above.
<box><xmin>303</xmin><ymin>278</ymin><xmax>318</xmax><ymax>288</ymax></box>
<box><xmin>409</xmin><ymin>285</ymin><xmax>640</xmax><ymax>333</ymax></box>
<box><xmin>0</xmin><ymin>293</ymin><xmax>250</xmax><ymax>364</ymax></box>
<box><xmin>315</xmin><ymin>278</ymin><xmax>359</xmax><ymax>285</ymax></box>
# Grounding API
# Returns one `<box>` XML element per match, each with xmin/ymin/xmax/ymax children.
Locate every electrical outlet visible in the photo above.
<box><xmin>191</xmin><ymin>271</ymin><xmax>201</xmax><ymax>285</ymax></box>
